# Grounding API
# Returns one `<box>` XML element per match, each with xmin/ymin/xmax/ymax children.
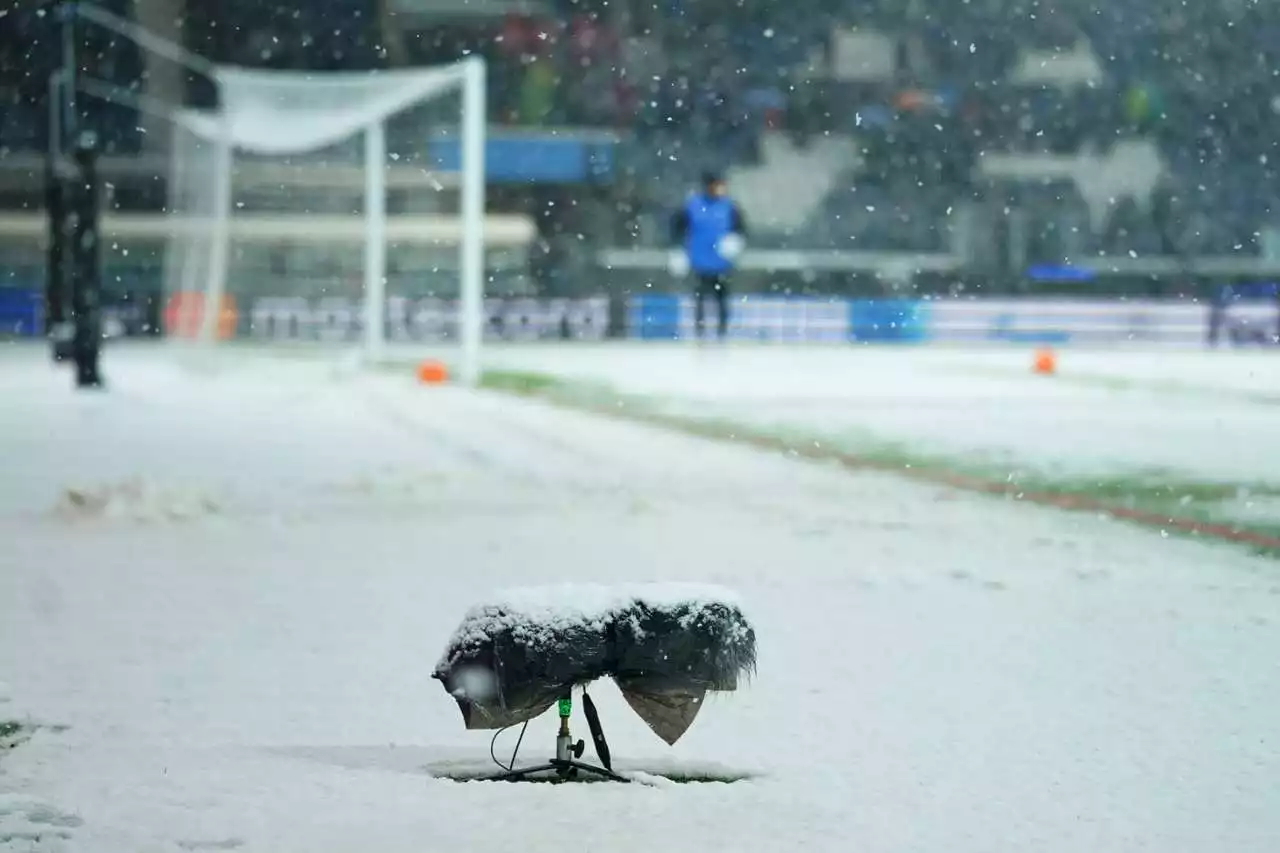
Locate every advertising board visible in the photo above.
<box><xmin>629</xmin><ymin>295</ymin><xmax>1237</xmax><ymax>346</ymax></box>
<box><xmin>849</xmin><ymin>300</ymin><xmax>928</xmax><ymax>343</ymax></box>
<box><xmin>0</xmin><ymin>286</ymin><xmax>157</xmax><ymax>339</ymax></box>
<box><xmin>923</xmin><ymin>299</ymin><xmax>1216</xmax><ymax>346</ymax></box>
<box><xmin>626</xmin><ymin>294</ymin><xmax>850</xmax><ymax>343</ymax></box>
<box><xmin>245</xmin><ymin>296</ymin><xmax>613</xmax><ymax>342</ymax></box>
<box><xmin>5</xmin><ymin>284</ymin><xmax>1271</xmax><ymax>349</ymax></box>
<box><xmin>0</xmin><ymin>287</ymin><xmax>40</xmax><ymax>336</ymax></box>
<box><xmin>1208</xmin><ymin>284</ymin><xmax>1279</xmax><ymax>346</ymax></box>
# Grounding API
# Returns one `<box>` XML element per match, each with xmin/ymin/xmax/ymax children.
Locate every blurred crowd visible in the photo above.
<box><xmin>1</xmin><ymin>0</ymin><xmax>1278</xmax><ymax>261</ymax></box>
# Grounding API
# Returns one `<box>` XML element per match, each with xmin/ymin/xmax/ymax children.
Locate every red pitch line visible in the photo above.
<box><xmin>727</xmin><ymin>429</ymin><xmax>1280</xmax><ymax>552</ymax></box>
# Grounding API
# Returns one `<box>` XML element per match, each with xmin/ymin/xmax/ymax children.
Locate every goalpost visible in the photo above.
<box><xmin>67</xmin><ymin>4</ymin><xmax>502</xmax><ymax>386</ymax></box>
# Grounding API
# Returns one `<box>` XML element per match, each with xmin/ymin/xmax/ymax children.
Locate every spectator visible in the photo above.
<box><xmin>519</xmin><ymin>54</ymin><xmax>558</xmax><ymax>126</ymax></box>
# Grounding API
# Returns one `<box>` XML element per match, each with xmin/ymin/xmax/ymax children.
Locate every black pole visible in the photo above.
<box><xmin>60</xmin><ymin>3</ymin><xmax>78</xmax><ymax>135</ymax></box>
<box><xmin>70</xmin><ymin>130</ymin><xmax>104</xmax><ymax>389</ymax></box>
<box><xmin>46</xmin><ymin>3</ymin><xmax>80</xmax><ymax>362</ymax></box>
<box><xmin>50</xmin><ymin>1</ymin><xmax>103</xmax><ymax>386</ymax></box>
<box><xmin>44</xmin><ymin>124</ymin><xmax>69</xmax><ymax>361</ymax></box>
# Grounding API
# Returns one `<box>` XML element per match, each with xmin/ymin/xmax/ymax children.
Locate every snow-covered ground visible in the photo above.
<box><xmin>490</xmin><ymin>344</ymin><xmax>1280</xmax><ymax>484</ymax></box>
<box><xmin>2</xmin><ymin>343</ymin><xmax>1279</xmax><ymax>853</ymax></box>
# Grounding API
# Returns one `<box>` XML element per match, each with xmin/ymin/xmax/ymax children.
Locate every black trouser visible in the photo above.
<box><xmin>694</xmin><ymin>273</ymin><xmax>730</xmax><ymax>339</ymax></box>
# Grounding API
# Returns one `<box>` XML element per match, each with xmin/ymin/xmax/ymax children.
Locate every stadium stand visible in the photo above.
<box><xmin>3</xmin><ymin>0</ymin><xmax>1280</xmax><ymax>299</ymax></box>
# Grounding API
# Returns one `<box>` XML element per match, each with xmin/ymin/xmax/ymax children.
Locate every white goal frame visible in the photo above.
<box><xmin>65</xmin><ymin>3</ymin><xmax>489</xmax><ymax>385</ymax></box>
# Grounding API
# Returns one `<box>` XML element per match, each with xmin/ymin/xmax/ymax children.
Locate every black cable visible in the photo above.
<box><xmin>489</xmin><ymin>720</ymin><xmax>529</xmax><ymax>772</ymax></box>
<box><xmin>488</xmin><ymin>725</ymin><xmax>509</xmax><ymax>770</ymax></box>
<box><xmin>508</xmin><ymin>720</ymin><xmax>528</xmax><ymax>770</ymax></box>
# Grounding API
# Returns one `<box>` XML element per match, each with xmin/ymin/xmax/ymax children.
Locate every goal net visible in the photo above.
<box><xmin>163</xmin><ymin>59</ymin><xmax>534</xmax><ymax>385</ymax></box>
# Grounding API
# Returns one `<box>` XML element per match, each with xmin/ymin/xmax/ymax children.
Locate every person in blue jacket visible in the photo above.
<box><xmin>669</xmin><ymin>171</ymin><xmax>748</xmax><ymax>340</ymax></box>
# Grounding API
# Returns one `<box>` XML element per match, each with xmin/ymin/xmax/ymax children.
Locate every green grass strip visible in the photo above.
<box><xmin>939</xmin><ymin>363</ymin><xmax>1280</xmax><ymax>406</ymax></box>
<box><xmin>480</xmin><ymin>369</ymin><xmax>1280</xmax><ymax>558</ymax></box>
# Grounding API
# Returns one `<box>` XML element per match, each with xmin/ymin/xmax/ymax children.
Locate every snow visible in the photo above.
<box><xmin>489</xmin><ymin>343</ymin><xmax>1280</xmax><ymax>483</ymax></box>
<box><xmin>487</xmin><ymin>581</ymin><xmax>745</xmax><ymax>616</ymax></box>
<box><xmin>2</xmin><ymin>342</ymin><xmax>1280</xmax><ymax>852</ymax></box>
<box><xmin>437</xmin><ymin>581</ymin><xmax>748</xmax><ymax>668</ymax></box>
<box><xmin>1213</xmin><ymin>494</ymin><xmax>1280</xmax><ymax>526</ymax></box>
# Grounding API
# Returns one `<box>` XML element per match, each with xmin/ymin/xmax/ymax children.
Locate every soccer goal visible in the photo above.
<box><xmin>67</xmin><ymin>4</ymin><xmax>533</xmax><ymax>386</ymax></box>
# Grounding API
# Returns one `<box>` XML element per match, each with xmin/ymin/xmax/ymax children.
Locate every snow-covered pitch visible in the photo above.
<box><xmin>1</xmin><ymin>342</ymin><xmax>1278</xmax><ymax>853</ymax></box>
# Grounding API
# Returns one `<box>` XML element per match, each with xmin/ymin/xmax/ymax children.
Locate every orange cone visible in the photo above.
<box><xmin>415</xmin><ymin>360</ymin><xmax>449</xmax><ymax>384</ymax></box>
<box><xmin>1032</xmin><ymin>348</ymin><xmax>1057</xmax><ymax>375</ymax></box>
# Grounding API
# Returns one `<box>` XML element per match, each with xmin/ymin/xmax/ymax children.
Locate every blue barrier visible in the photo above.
<box><xmin>1218</xmin><ymin>282</ymin><xmax>1278</xmax><ymax>302</ymax></box>
<box><xmin>628</xmin><ymin>294</ymin><xmax>925</xmax><ymax>343</ymax></box>
<box><xmin>848</xmin><ymin>299</ymin><xmax>928</xmax><ymax>343</ymax></box>
<box><xmin>986</xmin><ymin>312</ymin><xmax>1072</xmax><ymax>344</ymax></box>
<box><xmin>0</xmin><ymin>285</ymin><xmax>160</xmax><ymax>340</ymax></box>
<box><xmin>628</xmin><ymin>294</ymin><xmax>682</xmax><ymax>340</ymax></box>
<box><xmin>621</xmin><ymin>295</ymin><xmax>1229</xmax><ymax>346</ymax></box>
<box><xmin>0</xmin><ymin>287</ymin><xmax>41</xmax><ymax>336</ymax></box>
<box><xmin>426</xmin><ymin>134</ymin><xmax>615</xmax><ymax>184</ymax></box>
